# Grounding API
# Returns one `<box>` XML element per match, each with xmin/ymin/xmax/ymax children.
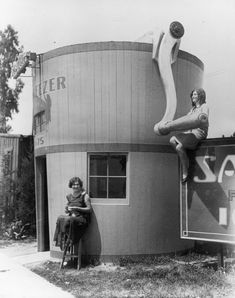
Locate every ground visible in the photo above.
<box><xmin>1</xmin><ymin>239</ymin><xmax>235</xmax><ymax>298</ymax></box>
<box><xmin>0</xmin><ymin>237</ymin><xmax>37</xmax><ymax>256</ymax></box>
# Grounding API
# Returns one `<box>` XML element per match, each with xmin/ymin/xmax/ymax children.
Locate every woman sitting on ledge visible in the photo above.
<box><xmin>169</xmin><ymin>88</ymin><xmax>209</xmax><ymax>183</ymax></box>
<box><xmin>53</xmin><ymin>177</ymin><xmax>92</xmax><ymax>248</ymax></box>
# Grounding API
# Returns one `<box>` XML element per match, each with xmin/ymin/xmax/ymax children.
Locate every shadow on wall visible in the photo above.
<box><xmin>82</xmin><ymin>211</ymin><xmax>101</xmax><ymax>265</ymax></box>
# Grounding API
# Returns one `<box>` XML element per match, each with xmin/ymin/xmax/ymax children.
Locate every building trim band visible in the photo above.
<box><xmin>34</xmin><ymin>143</ymin><xmax>175</xmax><ymax>156</ymax></box>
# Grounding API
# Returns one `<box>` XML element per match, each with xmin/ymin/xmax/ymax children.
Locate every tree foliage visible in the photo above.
<box><xmin>15</xmin><ymin>145</ymin><xmax>35</xmax><ymax>228</ymax></box>
<box><xmin>0</xmin><ymin>25</ymin><xmax>24</xmax><ymax>132</ymax></box>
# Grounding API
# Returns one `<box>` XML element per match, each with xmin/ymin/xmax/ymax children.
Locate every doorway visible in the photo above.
<box><xmin>35</xmin><ymin>156</ymin><xmax>49</xmax><ymax>251</ymax></box>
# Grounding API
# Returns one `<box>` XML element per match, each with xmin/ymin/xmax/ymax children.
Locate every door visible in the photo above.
<box><xmin>35</xmin><ymin>156</ymin><xmax>49</xmax><ymax>251</ymax></box>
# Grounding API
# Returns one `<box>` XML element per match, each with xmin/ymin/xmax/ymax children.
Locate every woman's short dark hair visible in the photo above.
<box><xmin>68</xmin><ymin>177</ymin><xmax>83</xmax><ymax>188</ymax></box>
<box><xmin>190</xmin><ymin>88</ymin><xmax>206</xmax><ymax>106</ymax></box>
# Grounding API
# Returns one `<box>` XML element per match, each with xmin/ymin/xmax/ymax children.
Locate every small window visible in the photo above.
<box><xmin>88</xmin><ymin>153</ymin><xmax>127</xmax><ymax>199</ymax></box>
<box><xmin>33</xmin><ymin>111</ymin><xmax>46</xmax><ymax>134</ymax></box>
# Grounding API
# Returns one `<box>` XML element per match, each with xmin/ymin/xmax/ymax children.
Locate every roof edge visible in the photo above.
<box><xmin>40</xmin><ymin>41</ymin><xmax>204</xmax><ymax>70</ymax></box>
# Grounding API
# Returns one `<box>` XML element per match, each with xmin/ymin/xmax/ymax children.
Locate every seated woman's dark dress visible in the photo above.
<box><xmin>53</xmin><ymin>191</ymin><xmax>90</xmax><ymax>249</ymax></box>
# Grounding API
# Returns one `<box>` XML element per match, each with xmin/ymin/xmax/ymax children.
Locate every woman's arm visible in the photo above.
<box><xmin>65</xmin><ymin>195</ymin><xmax>71</xmax><ymax>214</ymax></box>
<box><xmin>67</xmin><ymin>194</ymin><xmax>92</xmax><ymax>213</ymax></box>
<box><xmin>201</xmin><ymin>103</ymin><xmax>209</xmax><ymax>116</ymax></box>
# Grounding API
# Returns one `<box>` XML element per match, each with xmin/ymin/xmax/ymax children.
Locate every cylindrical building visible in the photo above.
<box><xmin>33</xmin><ymin>41</ymin><xmax>204</xmax><ymax>260</ymax></box>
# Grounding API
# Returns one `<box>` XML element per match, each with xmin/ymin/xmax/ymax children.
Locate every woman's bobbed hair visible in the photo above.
<box><xmin>68</xmin><ymin>177</ymin><xmax>83</xmax><ymax>188</ymax></box>
<box><xmin>190</xmin><ymin>88</ymin><xmax>206</xmax><ymax>107</ymax></box>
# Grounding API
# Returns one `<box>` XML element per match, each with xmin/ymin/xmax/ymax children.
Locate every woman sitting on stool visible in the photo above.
<box><xmin>54</xmin><ymin>177</ymin><xmax>92</xmax><ymax>249</ymax></box>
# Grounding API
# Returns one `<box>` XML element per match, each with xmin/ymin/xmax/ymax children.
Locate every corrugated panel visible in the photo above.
<box><xmin>47</xmin><ymin>151</ymin><xmax>193</xmax><ymax>255</ymax></box>
<box><xmin>34</xmin><ymin>47</ymin><xmax>203</xmax><ymax>148</ymax></box>
<box><xmin>0</xmin><ymin>136</ymin><xmax>19</xmax><ymax>178</ymax></box>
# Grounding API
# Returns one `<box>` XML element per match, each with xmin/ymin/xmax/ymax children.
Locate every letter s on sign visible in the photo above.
<box><xmin>39</xmin><ymin>137</ymin><xmax>44</xmax><ymax>145</ymax></box>
<box><xmin>35</xmin><ymin>136</ymin><xmax>44</xmax><ymax>147</ymax></box>
<box><xmin>193</xmin><ymin>156</ymin><xmax>216</xmax><ymax>183</ymax></box>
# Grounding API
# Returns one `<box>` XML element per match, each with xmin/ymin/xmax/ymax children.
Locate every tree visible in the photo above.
<box><xmin>0</xmin><ymin>25</ymin><xmax>24</xmax><ymax>132</ymax></box>
<box><xmin>0</xmin><ymin>155</ymin><xmax>16</xmax><ymax>226</ymax></box>
<box><xmin>15</xmin><ymin>145</ymin><xmax>36</xmax><ymax>234</ymax></box>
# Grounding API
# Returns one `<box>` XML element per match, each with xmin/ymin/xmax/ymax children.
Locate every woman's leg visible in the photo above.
<box><xmin>175</xmin><ymin>142</ymin><xmax>189</xmax><ymax>182</ymax></box>
<box><xmin>170</xmin><ymin>136</ymin><xmax>189</xmax><ymax>182</ymax></box>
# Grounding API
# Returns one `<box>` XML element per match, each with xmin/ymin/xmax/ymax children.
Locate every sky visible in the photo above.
<box><xmin>0</xmin><ymin>0</ymin><xmax>235</xmax><ymax>138</ymax></box>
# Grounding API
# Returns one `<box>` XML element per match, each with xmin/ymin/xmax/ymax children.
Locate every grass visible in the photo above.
<box><xmin>31</xmin><ymin>253</ymin><xmax>235</xmax><ymax>298</ymax></box>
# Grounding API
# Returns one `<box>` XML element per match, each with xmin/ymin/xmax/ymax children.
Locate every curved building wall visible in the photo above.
<box><xmin>33</xmin><ymin>41</ymin><xmax>204</xmax><ymax>257</ymax></box>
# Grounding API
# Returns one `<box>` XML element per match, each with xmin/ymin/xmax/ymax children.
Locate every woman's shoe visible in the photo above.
<box><xmin>182</xmin><ymin>173</ymin><xmax>188</xmax><ymax>183</ymax></box>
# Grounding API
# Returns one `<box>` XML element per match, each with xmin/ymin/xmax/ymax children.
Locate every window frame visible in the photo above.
<box><xmin>33</xmin><ymin>111</ymin><xmax>46</xmax><ymax>134</ymax></box>
<box><xmin>87</xmin><ymin>152</ymin><xmax>129</xmax><ymax>205</ymax></box>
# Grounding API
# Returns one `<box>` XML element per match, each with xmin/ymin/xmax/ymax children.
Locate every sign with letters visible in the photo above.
<box><xmin>34</xmin><ymin>132</ymin><xmax>47</xmax><ymax>149</ymax></box>
<box><xmin>11</xmin><ymin>52</ymin><xmax>36</xmax><ymax>79</ymax></box>
<box><xmin>33</xmin><ymin>76</ymin><xmax>66</xmax><ymax>124</ymax></box>
<box><xmin>180</xmin><ymin>141</ymin><xmax>235</xmax><ymax>244</ymax></box>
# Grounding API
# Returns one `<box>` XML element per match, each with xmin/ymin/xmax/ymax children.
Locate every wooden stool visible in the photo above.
<box><xmin>60</xmin><ymin>239</ymin><xmax>82</xmax><ymax>270</ymax></box>
<box><xmin>60</xmin><ymin>222</ymin><xmax>83</xmax><ymax>270</ymax></box>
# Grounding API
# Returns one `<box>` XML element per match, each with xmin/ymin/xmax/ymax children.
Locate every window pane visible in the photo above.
<box><xmin>34</xmin><ymin>111</ymin><xmax>46</xmax><ymax>134</ymax></box>
<box><xmin>90</xmin><ymin>155</ymin><xmax>107</xmax><ymax>176</ymax></box>
<box><xmin>109</xmin><ymin>155</ymin><xmax>126</xmax><ymax>176</ymax></box>
<box><xmin>89</xmin><ymin>177</ymin><xmax>107</xmax><ymax>198</ymax></box>
<box><xmin>41</xmin><ymin>122</ymin><xmax>46</xmax><ymax>131</ymax></box>
<box><xmin>41</xmin><ymin>112</ymin><xmax>46</xmax><ymax>124</ymax></box>
<box><xmin>108</xmin><ymin>178</ymin><xmax>126</xmax><ymax>198</ymax></box>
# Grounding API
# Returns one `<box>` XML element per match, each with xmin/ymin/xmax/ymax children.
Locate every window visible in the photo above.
<box><xmin>88</xmin><ymin>153</ymin><xmax>127</xmax><ymax>199</ymax></box>
<box><xmin>33</xmin><ymin>111</ymin><xmax>46</xmax><ymax>134</ymax></box>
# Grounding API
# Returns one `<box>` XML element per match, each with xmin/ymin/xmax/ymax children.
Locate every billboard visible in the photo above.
<box><xmin>180</xmin><ymin>140</ymin><xmax>235</xmax><ymax>244</ymax></box>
